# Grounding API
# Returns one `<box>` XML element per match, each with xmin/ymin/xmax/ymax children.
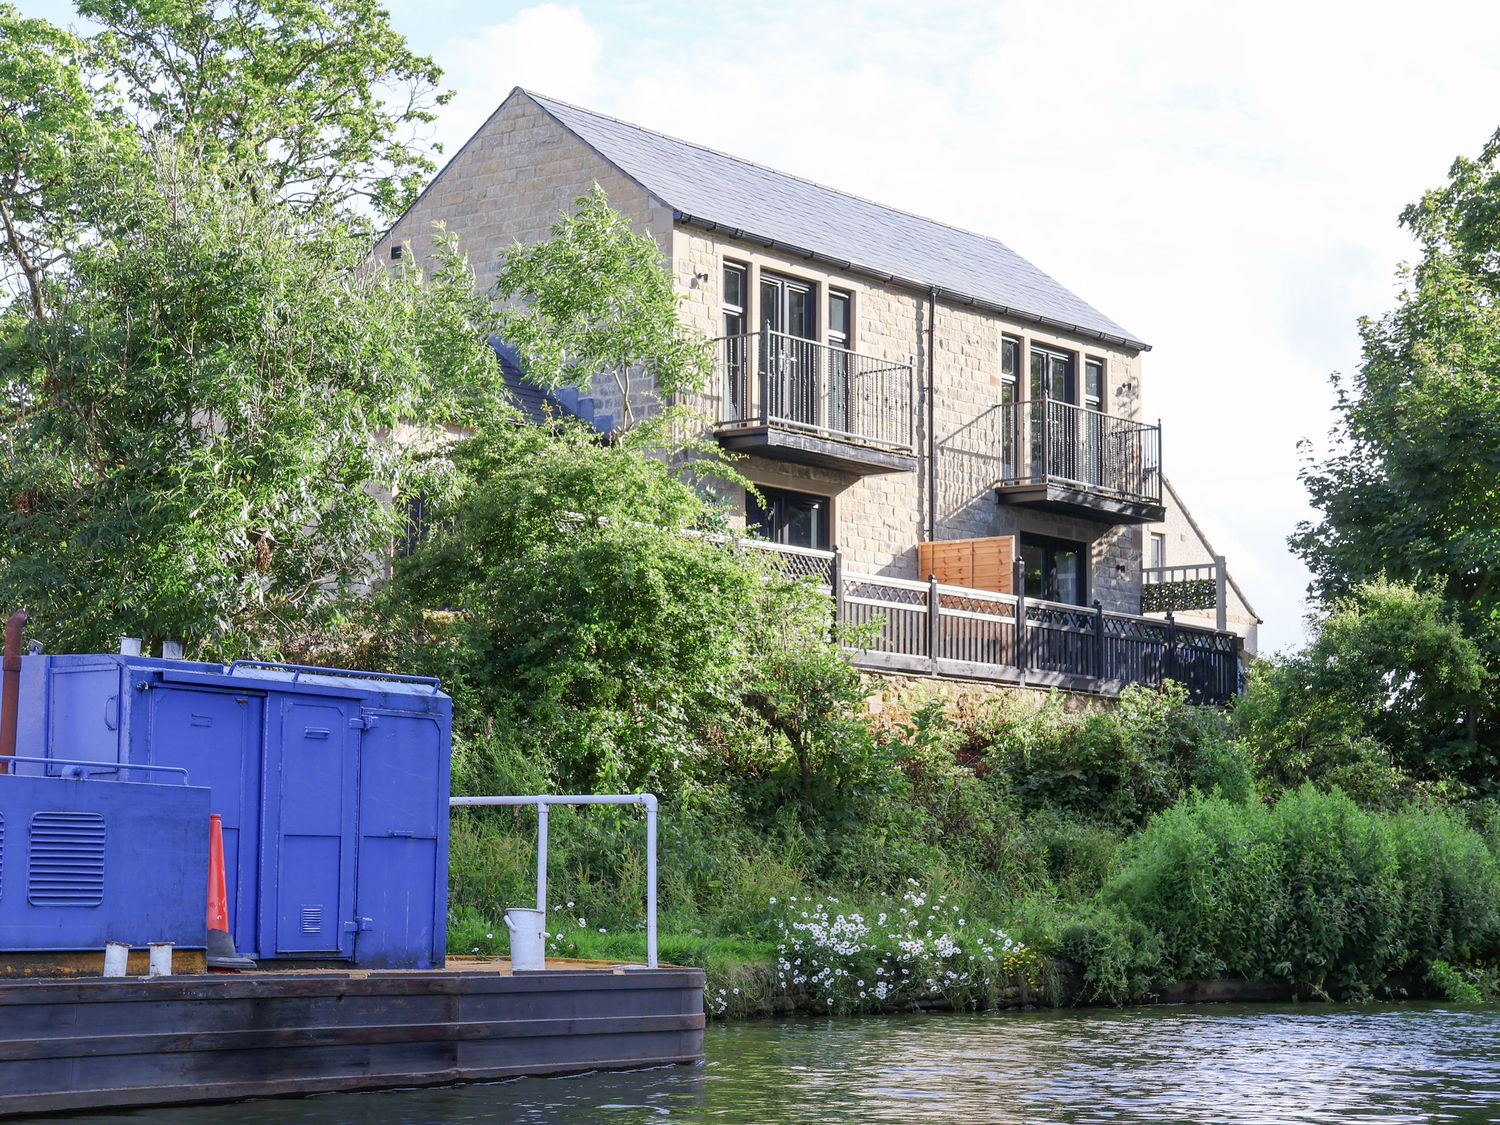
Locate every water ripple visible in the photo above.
<box><xmin>54</xmin><ymin>1003</ymin><xmax>1500</xmax><ymax>1124</ymax></box>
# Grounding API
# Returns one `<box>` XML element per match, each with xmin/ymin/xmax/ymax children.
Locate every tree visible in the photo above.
<box><xmin>0</xmin><ymin>4</ymin><xmax>131</xmax><ymax>320</ymax></box>
<box><xmin>494</xmin><ymin>186</ymin><xmax>711</xmax><ymax>432</ymax></box>
<box><xmin>1293</xmin><ymin>128</ymin><xmax>1500</xmax><ymax>660</ymax></box>
<box><xmin>81</xmin><ymin>0</ymin><xmax>447</xmax><ymax>225</ymax></box>
<box><xmin>0</xmin><ymin>143</ymin><xmax>497</xmax><ymax>656</ymax></box>
<box><xmin>1235</xmin><ymin>581</ymin><xmax>1488</xmax><ymax>797</ymax></box>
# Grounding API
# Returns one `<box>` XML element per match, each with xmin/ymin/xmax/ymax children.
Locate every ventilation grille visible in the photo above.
<box><xmin>301</xmin><ymin>905</ymin><xmax>322</xmax><ymax>934</ymax></box>
<box><xmin>29</xmin><ymin>812</ymin><xmax>105</xmax><ymax>907</ymax></box>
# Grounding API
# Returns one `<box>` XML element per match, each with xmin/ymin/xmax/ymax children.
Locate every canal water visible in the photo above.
<box><xmin>57</xmin><ymin>1003</ymin><xmax>1500</xmax><ymax>1123</ymax></box>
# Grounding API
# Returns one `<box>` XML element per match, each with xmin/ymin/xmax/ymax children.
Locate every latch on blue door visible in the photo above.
<box><xmin>348</xmin><ymin>715</ymin><xmax>378</xmax><ymax>730</ymax></box>
<box><xmin>342</xmin><ymin>917</ymin><xmax>374</xmax><ymax>933</ymax></box>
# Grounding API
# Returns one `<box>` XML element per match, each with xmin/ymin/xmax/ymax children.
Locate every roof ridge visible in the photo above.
<box><xmin>522</xmin><ymin>88</ymin><xmax>1037</xmax><ymax>260</ymax></box>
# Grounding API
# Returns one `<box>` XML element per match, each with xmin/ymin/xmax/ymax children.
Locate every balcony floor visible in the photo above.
<box><xmin>996</xmin><ymin>481</ymin><xmax>1165</xmax><ymax>524</ymax></box>
<box><xmin>716</xmin><ymin>424</ymin><xmax>917</xmax><ymax>475</ymax></box>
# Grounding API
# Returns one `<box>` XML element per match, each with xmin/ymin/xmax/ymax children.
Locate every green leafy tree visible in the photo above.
<box><xmin>1294</xmin><ymin>128</ymin><xmax>1500</xmax><ymax>658</ymax></box>
<box><xmin>0</xmin><ymin>143</ymin><xmax>497</xmax><ymax>655</ymax></box>
<box><xmin>380</xmin><ymin>417</ymin><xmax>838</xmax><ymax>796</ymax></box>
<box><xmin>494</xmin><ymin>186</ymin><xmax>711</xmax><ymax>431</ymax></box>
<box><xmin>0</xmin><ymin>4</ymin><xmax>131</xmax><ymax>320</ymax></box>
<box><xmin>1235</xmin><ymin>580</ymin><xmax>1488</xmax><ymax>795</ymax></box>
<box><xmin>81</xmin><ymin>0</ymin><xmax>447</xmax><ymax>224</ymax></box>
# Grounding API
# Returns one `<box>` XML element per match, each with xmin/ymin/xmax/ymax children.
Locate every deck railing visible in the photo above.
<box><xmin>999</xmin><ymin>399</ymin><xmax>1162</xmax><ymax>505</ymax></box>
<box><xmin>715</xmin><ymin>330</ymin><xmax>915</xmax><ymax>453</ymax></box>
<box><xmin>760</xmin><ymin>544</ymin><xmax>1237</xmax><ymax>702</ymax></box>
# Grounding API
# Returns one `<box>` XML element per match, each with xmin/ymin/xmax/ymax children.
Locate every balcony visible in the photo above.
<box><xmin>996</xmin><ymin>399</ymin><xmax>1164</xmax><ymax>524</ymax></box>
<box><xmin>712</xmin><ymin>331</ymin><xmax>917</xmax><ymax>475</ymax></box>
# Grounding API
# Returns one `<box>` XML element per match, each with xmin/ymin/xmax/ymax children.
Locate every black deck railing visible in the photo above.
<box><xmin>715</xmin><ymin>331</ymin><xmax>914</xmax><ymax>453</ymax></box>
<box><xmin>817</xmin><ymin>550</ymin><xmax>1238</xmax><ymax>703</ymax></box>
<box><xmin>999</xmin><ymin>399</ymin><xmax>1162</xmax><ymax>505</ymax></box>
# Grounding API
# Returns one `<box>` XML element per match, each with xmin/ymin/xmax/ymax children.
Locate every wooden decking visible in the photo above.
<box><xmin>0</xmin><ymin>959</ymin><xmax>705</xmax><ymax>1118</ymax></box>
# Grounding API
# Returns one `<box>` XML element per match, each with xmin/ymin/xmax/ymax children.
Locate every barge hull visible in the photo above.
<box><xmin>0</xmin><ymin>966</ymin><xmax>705</xmax><ymax>1117</ymax></box>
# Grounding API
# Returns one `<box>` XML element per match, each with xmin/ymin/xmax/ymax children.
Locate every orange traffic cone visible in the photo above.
<box><xmin>206</xmin><ymin>814</ymin><xmax>256</xmax><ymax>972</ymax></box>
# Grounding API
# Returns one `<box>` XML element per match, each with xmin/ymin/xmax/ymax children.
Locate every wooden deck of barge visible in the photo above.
<box><xmin>0</xmin><ymin>958</ymin><xmax>705</xmax><ymax>1118</ymax></box>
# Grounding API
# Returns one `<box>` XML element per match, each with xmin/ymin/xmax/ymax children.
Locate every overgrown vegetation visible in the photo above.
<box><xmin>11</xmin><ymin>1</ymin><xmax>1500</xmax><ymax>1020</ymax></box>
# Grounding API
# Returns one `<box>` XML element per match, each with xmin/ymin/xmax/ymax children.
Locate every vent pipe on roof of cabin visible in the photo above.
<box><xmin>1</xmin><ymin>610</ymin><xmax>27</xmax><ymax>763</ymax></box>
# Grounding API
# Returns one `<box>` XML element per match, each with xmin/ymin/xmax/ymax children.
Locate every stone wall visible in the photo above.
<box><xmin>673</xmin><ymin>226</ymin><xmax>1146</xmax><ymax>611</ymax></box>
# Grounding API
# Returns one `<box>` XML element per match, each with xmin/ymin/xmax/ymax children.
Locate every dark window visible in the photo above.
<box><xmin>390</xmin><ymin>244</ymin><xmax>403</xmax><ymax>261</ymax></box>
<box><xmin>828</xmin><ymin>291</ymin><xmax>851</xmax><ymax>349</ymax></box>
<box><xmin>1001</xmin><ymin>336</ymin><xmax>1020</xmax><ymax>403</ymax></box>
<box><xmin>1030</xmin><ymin>346</ymin><xmax>1075</xmax><ymax>402</ymax></box>
<box><xmin>723</xmin><ymin>263</ymin><xmax>747</xmax><ymax>337</ymax></box>
<box><xmin>747</xmin><ymin>486</ymin><xmax>831</xmax><ymax>551</ymax></box>
<box><xmin>396</xmin><ymin>493</ymin><xmax>429</xmax><ymax>559</ymax></box>
<box><xmin>1084</xmin><ymin>357</ymin><xmax>1105</xmax><ymax>412</ymax></box>
<box><xmin>1020</xmin><ymin>533</ymin><xmax>1088</xmax><ymax>605</ymax></box>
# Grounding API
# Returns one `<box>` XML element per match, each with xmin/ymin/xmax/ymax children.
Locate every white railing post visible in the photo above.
<box><xmin>644</xmin><ymin>794</ymin><xmax>658</xmax><ymax>970</ymax></box>
<box><xmin>451</xmin><ymin>794</ymin><xmax>660</xmax><ymax>969</ymax></box>
<box><xmin>536</xmin><ymin>800</ymin><xmax>549</xmax><ymax>913</ymax></box>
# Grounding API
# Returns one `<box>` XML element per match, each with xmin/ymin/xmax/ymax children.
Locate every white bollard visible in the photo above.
<box><xmin>103</xmin><ymin>941</ymin><xmax>129</xmax><ymax>977</ymax></box>
<box><xmin>148</xmin><ymin>942</ymin><xmax>173</xmax><ymax>977</ymax></box>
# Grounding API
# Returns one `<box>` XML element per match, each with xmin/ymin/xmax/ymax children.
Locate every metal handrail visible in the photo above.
<box><xmin>450</xmin><ymin>793</ymin><xmax>658</xmax><ymax>969</ymax></box>
<box><xmin>999</xmin><ymin>398</ymin><xmax>1162</xmax><ymax>503</ymax></box>
<box><xmin>714</xmin><ymin>330</ymin><xmax>915</xmax><ymax>453</ymax></box>
<box><xmin>0</xmin><ymin>756</ymin><xmax>192</xmax><ymax>784</ymax></box>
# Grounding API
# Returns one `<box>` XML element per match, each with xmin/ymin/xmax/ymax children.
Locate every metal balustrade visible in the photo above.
<box><xmin>716</xmin><ymin>331</ymin><xmax>914</xmax><ymax>453</ymax></box>
<box><xmin>999</xmin><ymin>399</ymin><xmax>1162</xmax><ymax>505</ymax></box>
<box><xmin>703</xmin><ymin>537</ymin><xmax>1239</xmax><ymax>701</ymax></box>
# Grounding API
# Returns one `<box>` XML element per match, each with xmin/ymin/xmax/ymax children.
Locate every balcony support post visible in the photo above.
<box><xmin>831</xmin><ymin>546</ymin><xmax>845</xmax><ymax>637</ymax></box>
<box><xmin>1215</xmin><ymin>554</ymin><xmax>1228</xmax><ymax>632</ymax></box>
<box><xmin>1013</xmin><ymin>556</ymin><xmax>1028</xmax><ymax>680</ymax></box>
<box><xmin>1164</xmin><ymin>610</ymin><xmax>1178</xmax><ymax>685</ymax></box>
<box><xmin>927</xmin><ymin>573</ymin><xmax>941</xmax><ymax>674</ymax></box>
<box><xmin>758</xmin><ymin>334</ymin><xmax>771</xmax><ymax>427</ymax></box>
<box><xmin>1093</xmin><ymin>598</ymin><xmax>1105</xmax><ymax>681</ymax></box>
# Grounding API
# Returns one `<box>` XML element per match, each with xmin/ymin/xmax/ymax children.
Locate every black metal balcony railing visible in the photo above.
<box><xmin>999</xmin><ymin>399</ymin><xmax>1162</xmax><ymax>505</ymax></box>
<box><xmin>716</xmin><ymin>331</ymin><xmax>915</xmax><ymax>453</ymax></box>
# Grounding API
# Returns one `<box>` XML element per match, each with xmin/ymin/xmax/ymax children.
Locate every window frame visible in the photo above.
<box><xmin>1020</xmin><ymin>532</ymin><xmax>1090</xmax><ymax>606</ymax></box>
<box><xmin>746</xmin><ymin>485</ymin><xmax>833</xmax><ymax>551</ymax></box>
<box><xmin>722</xmin><ymin>261</ymin><xmax>748</xmax><ymax>338</ymax></box>
<box><xmin>1084</xmin><ymin>356</ymin><xmax>1106</xmax><ymax>413</ymax></box>
<box><xmin>828</xmin><ymin>289</ymin><xmax>852</xmax><ymax>351</ymax></box>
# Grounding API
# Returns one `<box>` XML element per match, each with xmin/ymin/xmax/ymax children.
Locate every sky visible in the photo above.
<box><xmin>23</xmin><ymin>0</ymin><xmax>1500</xmax><ymax>652</ymax></box>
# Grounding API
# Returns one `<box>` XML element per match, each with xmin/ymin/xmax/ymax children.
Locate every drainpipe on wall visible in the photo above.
<box><xmin>927</xmin><ymin>286</ymin><xmax>938</xmax><ymax>544</ymax></box>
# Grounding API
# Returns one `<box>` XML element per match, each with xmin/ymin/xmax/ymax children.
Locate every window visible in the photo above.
<box><xmin>1001</xmin><ymin>335</ymin><xmax>1021</xmax><ymax>477</ymax></box>
<box><xmin>724</xmin><ymin>263</ymin><xmax>749</xmax><ymax>417</ymax></box>
<box><xmin>1020</xmin><ymin>533</ymin><xmax>1088</xmax><ymax>605</ymax></box>
<box><xmin>1149</xmin><ymin>533</ymin><xmax>1166</xmax><ymax>570</ymax></box>
<box><xmin>1030</xmin><ymin>346</ymin><xmax>1075</xmax><ymax>403</ymax></box>
<box><xmin>1084</xmin><ymin>357</ymin><xmax>1105</xmax><ymax>412</ymax></box>
<box><xmin>747</xmin><ymin>486</ymin><xmax>831</xmax><ymax>551</ymax></box>
<box><xmin>723</xmin><ymin>262</ymin><xmax>747</xmax><ymax>337</ymax></box>
<box><xmin>828</xmin><ymin>290</ymin><xmax>851</xmax><ymax>350</ymax></box>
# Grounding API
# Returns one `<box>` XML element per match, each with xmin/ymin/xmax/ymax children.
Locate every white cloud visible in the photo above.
<box><xmin>433</xmin><ymin>4</ymin><xmax>602</xmax><ymax>157</ymax></box>
<box><xmin>433</xmin><ymin>0</ymin><xmax>1500</xmax><ymax>651</ymax></box>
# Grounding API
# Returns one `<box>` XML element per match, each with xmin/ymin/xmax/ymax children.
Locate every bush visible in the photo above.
<box><xmin>1073</xmin><ymin>787</ymin><xmax>1500</xmax><ymax>1000</ymax></box>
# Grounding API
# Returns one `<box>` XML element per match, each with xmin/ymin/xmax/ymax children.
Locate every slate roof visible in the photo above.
<box><xmin>523</xmin><ymin>90</ymin><xmax>1146</xmax><ymax>351</ymax></box>
<box><xmin>490</xmin><ymin>338</ymin><xmax>614</xmax><ymax>432</ymax></box>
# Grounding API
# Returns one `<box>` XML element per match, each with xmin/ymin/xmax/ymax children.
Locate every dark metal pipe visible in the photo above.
<box><xmin>1</xmin><ymin>609</ymin><xmax>27</xmax><ymax>763</ymax></box>
<box><xmin>927</xmin><ymin>286</ymin><xmax>938</xmax><ymax>542</ymax></box>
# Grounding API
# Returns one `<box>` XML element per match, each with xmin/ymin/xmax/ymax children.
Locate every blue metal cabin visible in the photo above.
<box><xmin>0</xmin><ymin>764</ymin><xmax>210</xmax><ymax>956</ymax></box>
<box><xmin>15</xmin><ymin>655</ymin><xmax>452</xmax><ymax>969</ymax></box>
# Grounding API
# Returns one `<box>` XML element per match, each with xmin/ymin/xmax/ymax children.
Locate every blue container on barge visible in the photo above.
<box><xmin>14</xmin><ymin>655</ymin><xmax>452</xmax><ymax>969</ymax></box>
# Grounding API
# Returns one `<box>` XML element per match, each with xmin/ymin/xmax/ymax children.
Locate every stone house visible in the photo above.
<box><xmin>379</xmin><ymin>88</ymin><xmax>1249</xmax><ymax>639</ymax></box>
